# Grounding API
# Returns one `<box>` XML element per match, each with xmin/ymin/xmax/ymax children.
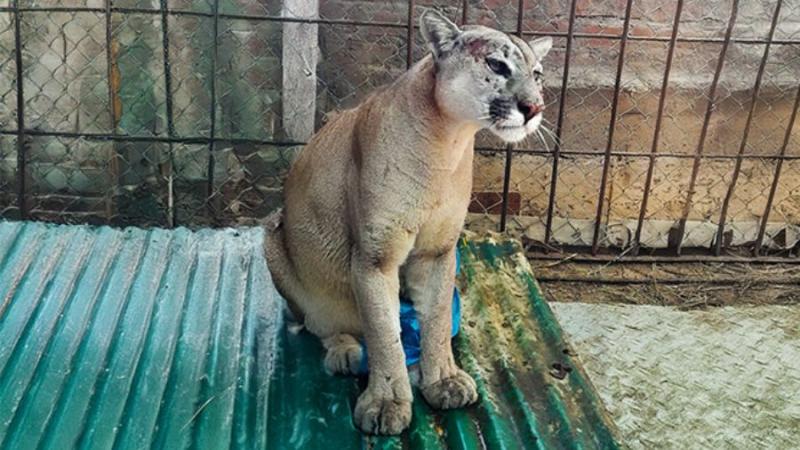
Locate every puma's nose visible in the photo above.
<box><xmin>517</xmin><ymin>101</ymin><xmax>543</xmax><ymax>122</ymax></box>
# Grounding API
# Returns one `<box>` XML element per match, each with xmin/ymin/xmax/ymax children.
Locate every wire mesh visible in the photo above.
<box><xmin>1</xmin><ymin>0</ymin><xmax>799</xmax><ymax>260</ymax></box>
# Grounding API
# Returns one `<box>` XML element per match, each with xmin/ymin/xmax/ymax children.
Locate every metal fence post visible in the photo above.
<box><xmin>206</xmin><ymin>0</ymin><xmax>221</xmax><ymax>224</ymax></box>
<box><xmin>674</xmin><ymin>0</ymin><xmax>739</xmax><ymax>255</ymax></box>
<box><xmin>713</xmin><ymin>0</ymin><xmax>783</xmax><ymax>255</ymax></box>
<box><xmin>754</xmin><ymin>83</ymin><xmax>800</xmax><ymax>255</ymax></box>
<box><xmin>632</xmin><ymin>0</ymin><xmax>684</xmax><ymax>255</ymax></box>
<box><xmin>499</xmin><ymin>0</ymin><xmax>526</xmax><ymax>233</ymax></box>
<box><xmin>12</xmin><ymin>0</ymin><xmax>25</xmax><ymax>219</ymax></box>
<box><xmin>590</xmin><ymin>0</ymin><xmax>634</xmax><ymax>255</ymax></box>
<box><xmin>543</xmin><ymin>0</ymin><xmax>578</xmax><ymax>246</ymax></box>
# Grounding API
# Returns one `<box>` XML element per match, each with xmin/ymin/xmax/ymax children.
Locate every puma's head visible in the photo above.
<box><xmin>420</xmin><ymin>9</ymin><xmax>552</xmax><ymax>143</ymax></box>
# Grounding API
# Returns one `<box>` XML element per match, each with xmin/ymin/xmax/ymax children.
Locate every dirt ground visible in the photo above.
<box><xmin>532</xmin><ymin>260</ymin><xmax>800</xmax><ymax>309</ymax></box>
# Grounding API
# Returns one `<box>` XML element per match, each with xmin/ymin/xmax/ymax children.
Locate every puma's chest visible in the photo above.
<box><xmin>412</xmin><ymin>164</ymin><xmax>473</xmax><ymax>255</ymax></box>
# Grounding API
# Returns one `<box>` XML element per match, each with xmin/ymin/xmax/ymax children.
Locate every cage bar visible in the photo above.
<box><xmin>406</xmin><ymin>0</ymin><xmax>414</xmax><ymax>69</ymax></box>
<box><xmin>590</xmin><ymin>0</ymin><xmax>635</xmax><ymax>255</ymax></box>
<box><xmin>498</xmin><ymin>0</ymin><xmax>526</xmax><ymax>233</ymax></box>
<box><xmin>206</xmin><ymin>0</ymin><xmax>221</xmax><ymax>223</ymax></box>
<box><xmin>754</xmin><ymin>83</ymin><xmax>800</xmax><ymax>255</ymax></box>
<box><xmin>675</xmin><ymin>0</ymin><xmax>739</xmax><ymax>255</ymax></box>
<box><xmin>543</xmin><ymin>0</ymin><xmax>578</xmax><ymax>247</ymax></box>
<box><xmin>160</xmin><ymin>0</ymin><xmax>177</xmax><ymax>227</ymax></box>
<box><xmin>12</xmin><ymin>0</ymin><xmax>25</xmax><ymax>219</ymax></box>
<box><xmin>713</xmin><ymin>0</ymin><xmax>784</xmax><ymax>256</ymax></box>
<box><xmin>632</xmin><ymin>0</ymin><xmax>684</xmax><ymax>255</ymax></box>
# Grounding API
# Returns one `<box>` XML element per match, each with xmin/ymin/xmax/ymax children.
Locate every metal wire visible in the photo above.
<box><xmin>2</xmin><ymin>0</ymin><xmax>800</xmax><ymax>262</ymax></box>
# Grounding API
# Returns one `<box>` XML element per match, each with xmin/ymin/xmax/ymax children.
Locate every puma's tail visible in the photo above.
<box><xmin>263</xmin><ymin>208</ymin><xmax>306</xmax><ymax>322</ymax></box>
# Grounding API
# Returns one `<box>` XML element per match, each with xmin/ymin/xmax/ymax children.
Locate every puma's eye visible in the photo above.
<box><xmin>486</xmin><ymin>58</ymin><xmax>511</xmax><ymax>77</ymax></box>
<box><xmin>533</xmin><ymin>70</ymin><xmax>543</xmax><ymax>81</ymax></box>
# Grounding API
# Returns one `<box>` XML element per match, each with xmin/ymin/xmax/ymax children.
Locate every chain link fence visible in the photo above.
<box><xmin>1</xmin><ymin>0</ymin><xmax>799</xmax><ymax>259</ymax></box>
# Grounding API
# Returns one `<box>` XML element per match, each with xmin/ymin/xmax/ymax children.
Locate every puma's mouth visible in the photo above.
<box><xmin>489</xmin><ymin>113</ymin><xmax>542</xmax><ymax>144</ymax></box>
<box><xmin>489</xmin><ymin>123</ymin><xmax>529</xmax><ymax>143</ymax></box>
<box><xmin>488</xmin><ymin>98</ymin><xmax>531</xmax><ymax>142</ymax></box>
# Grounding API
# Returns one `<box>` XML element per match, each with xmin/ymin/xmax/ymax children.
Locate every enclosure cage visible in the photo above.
<box><xmin>1</xmin><ymin>0</ymin><xmax>800</xmax><ymax>260</ymax></box>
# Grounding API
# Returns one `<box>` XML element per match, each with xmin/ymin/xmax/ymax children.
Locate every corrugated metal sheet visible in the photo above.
<box><xmin>0</xmin><ymin>221</ymin><xmax>280</xmax><ymax>450</ymax></box>
<box><xmin>0</xmin><ymin>221</ymin><xmax>620</xmax><ymax>449</ymax></box>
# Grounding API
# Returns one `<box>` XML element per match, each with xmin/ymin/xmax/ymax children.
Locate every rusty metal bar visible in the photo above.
<box><xmin>535</xmin><ymin>275</ymin><xmax>799</xmax><ymax>285</ymax></box>
<box><xmin>527</xmin><ymin>251</ymin><xmax>800</xmax><ymax>264</ymax></box>
<box><xmin>590</xmin><ymin>0</ymin><xmax>634</xmax><ymax>254</ymax></box>
<box><xmin>674</xmin><ymin>0</ymin><xmax>739</xmax><ymax>255</ymax></box>
<box><xmin>10</xmin><ymin>6</ymin><xmax>800</xmax><ymax>45</ymax></box>
<box><xmin>754</xmin><ymin>83</ymin><xmax>800</xmax><ymax>255</ymax></box>
<box><xmin>6</xmin><ymin>125</ymin><xmax>800</xmax><ymax>162</ymax></box>
<box><xmin>406</xmin><ymin>0</ymin><xmax>414</xmax><ymax>69</ymax></box>
<box><xmin>543</xmin><ymin>0</ymin><xmax>578</xmax><ymax>246</ymax></box>
<box><xmin>521</xmin><ymin>31</ymin><xmax>800</xmax><ymax>46</ymax></box>
<box><xmin>160</xmin><ymin>0</ymin><xmax>176</xmax><ymax>227</ymax></box>
<box><xmin>8</xmin><ymin>6</ymin><xmax>413</xmax><ymax>28</ymax></box>
<box><xmin>3</xmin><ymin>4</ymin><xmax>800</xmax><ymax>46</ymax></box>
<box><xmin>476</xmin><ymin>147</ymin><xmax>800</xmax><ymax>160</ymax></box>
<box><xmin>104</xmin><ymin>0</ymin><xmax>120</xmax><ymax>223</ymax></box>
<box><xmin>6</xmin><ymin>126</ymin><xmax>800</xmax><ymax>162</ymax></box>
<box><xmin>1</xmin><ymin>5</ymin><xmax>798</xmax><ymax>46</ymax></box>
<box><xmin>0</xmin><ymin>129</ymin><xmax>304</xmax><ymax>146</ymax></box>
<box><xmin>713</xmin><ymin>0</ymin><xmax>783</xmax><ymax>256</ymax></box>
<box><xmin>499</xmin><ymin>0</ymin><xmax>525</xmax><ymax>232</ymax></box>
<box><xmin>632</xmin><ymin>0</ymin><xmax>684</xmax><ymax>255</ymax></box>
<box><xmin>206</xmin><ymin>0</ymin><xmax>220</xmax><ymax>221</ymax></box>
<box><xmin>12</xmin><ymin>0</ymin><xmax>25</xmax><ymax>218</ymax></box>
<box><xmin>498</xmin><ymin>147</ymin><xmax>513</xmax><ymax>232</ymax></box>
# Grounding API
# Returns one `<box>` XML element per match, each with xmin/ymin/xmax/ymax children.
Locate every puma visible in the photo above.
<box><xmin>265</xmin><ymin>8</ymin><xmax>552</xmax><ymax>435</ymax></box>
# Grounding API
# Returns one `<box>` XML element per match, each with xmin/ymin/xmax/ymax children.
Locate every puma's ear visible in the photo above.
<box><xmin>419</xmin><ymin>9</ymin><xmax>461</xmax><ymax>59</ymax></box>
<box><xmin>528</xmin><ymin>37</ymin><xmax>553</xmax><ymax>61</ymax></box>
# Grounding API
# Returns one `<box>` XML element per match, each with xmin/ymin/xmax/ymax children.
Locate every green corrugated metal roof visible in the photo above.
<box><xmin>0</xmin><ymin>221</ymin><xmax>620</xmax><ymax>449</ymax></box>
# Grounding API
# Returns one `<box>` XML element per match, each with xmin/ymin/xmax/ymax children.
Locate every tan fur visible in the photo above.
<box><xmin>265</xmin><ymin>9</ymin><xmax>550</xmax><ymax>435</ymax></box>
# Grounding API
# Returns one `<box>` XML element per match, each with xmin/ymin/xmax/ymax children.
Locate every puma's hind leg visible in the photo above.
<box><xmin>322</xmin><ymin>333</ymin><xmax>364</xmax><ymax>375</ymax></box>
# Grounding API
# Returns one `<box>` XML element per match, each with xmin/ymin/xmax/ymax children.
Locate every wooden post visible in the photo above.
<box><xmin>281</xmin><ymin>0</ymin><xmax>319</xmax><ymax>142</ymax></box>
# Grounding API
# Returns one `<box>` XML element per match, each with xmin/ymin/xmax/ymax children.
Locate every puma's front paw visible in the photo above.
<box><xmin>421</xmin><ymin>368</ymin><xmax>478</xmax><ymax>410</ymax></box>
<box><xmin>353</xmin><ymin>387</ymin><xmax>412</xmax><ymax>435</ymax></box>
